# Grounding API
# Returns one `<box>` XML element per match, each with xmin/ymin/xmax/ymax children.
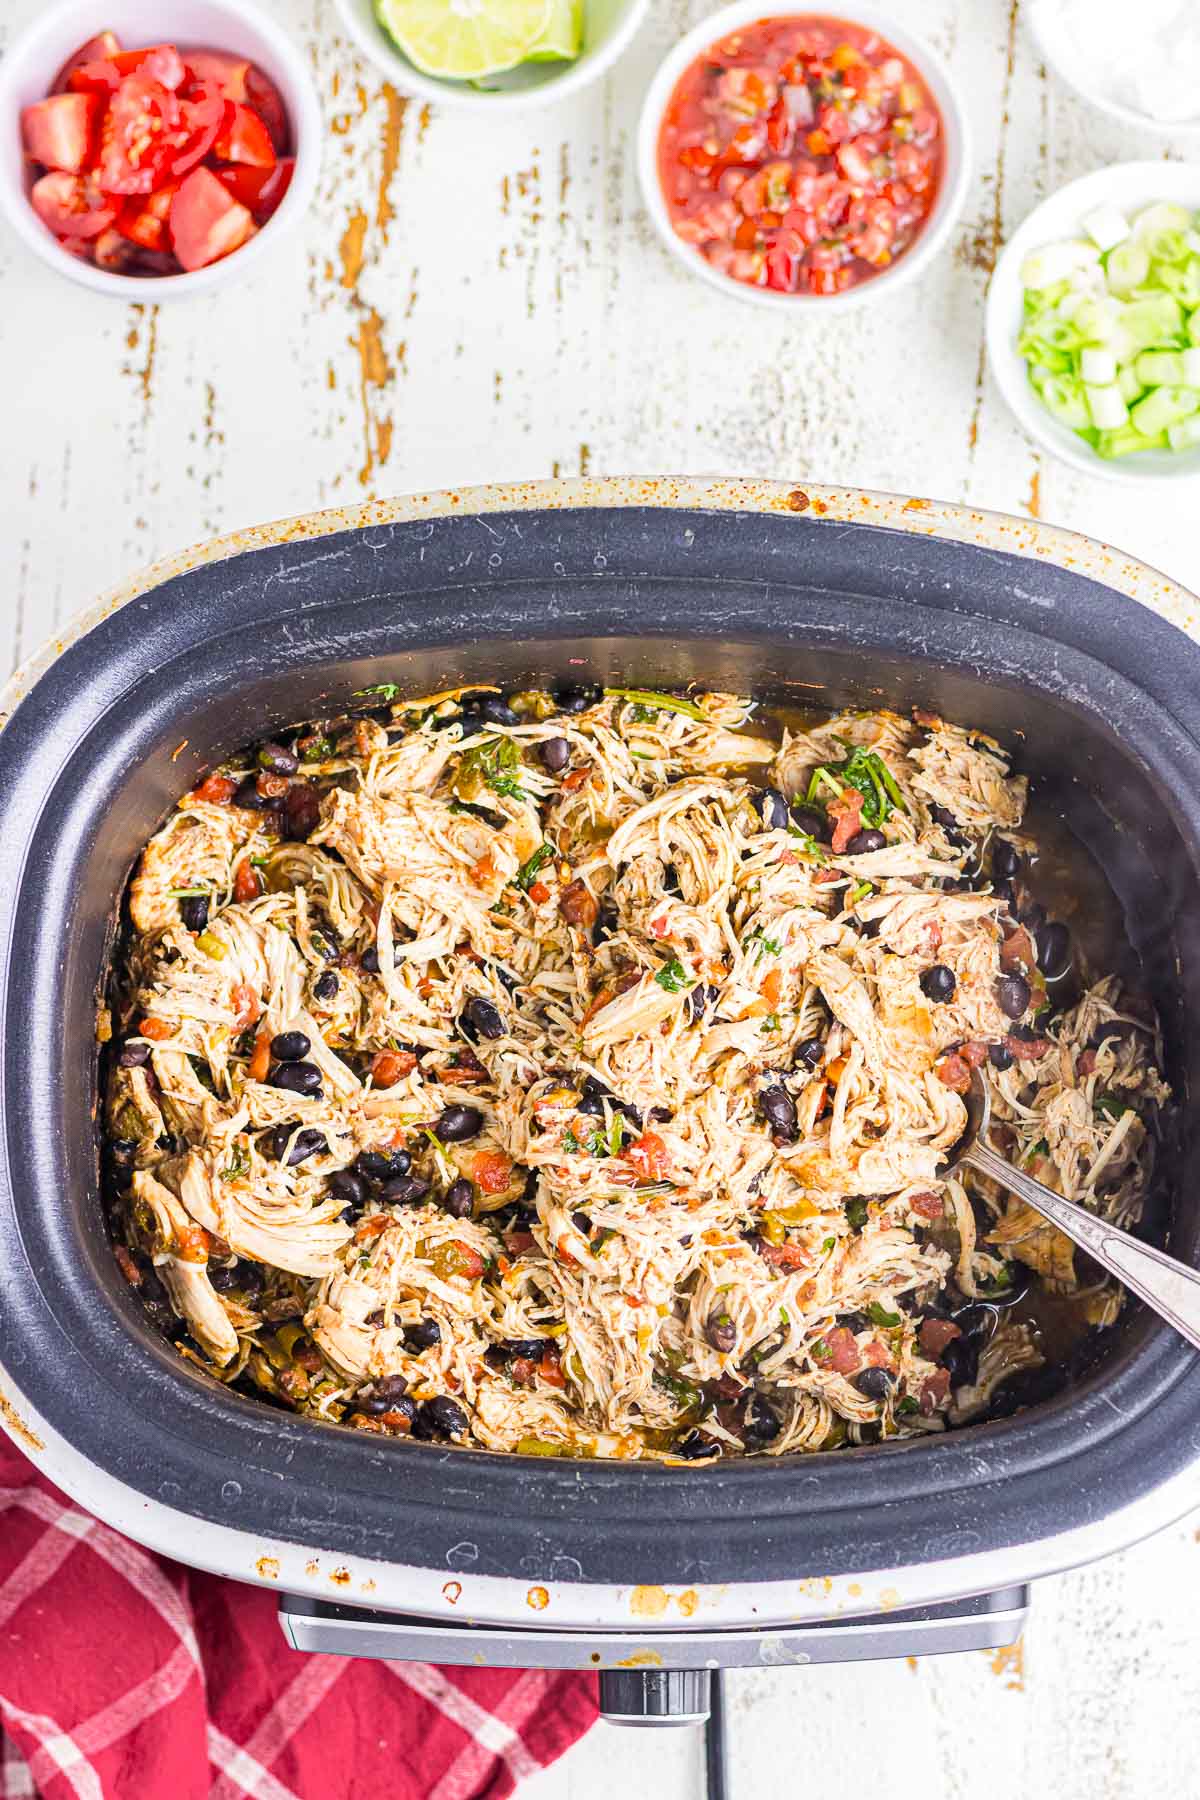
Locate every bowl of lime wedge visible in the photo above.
<box><xmin>333</xmin><ymin>0</ymin><xmax>649</xmax><ymax>110</ymax></box>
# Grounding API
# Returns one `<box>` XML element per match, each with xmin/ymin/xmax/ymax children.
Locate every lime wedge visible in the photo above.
<box><xmin>374</xmin><ymin>0</ymin><xmax>553</xmax><ymax>80</ymax></box>
<box><xmin>523</xmin><ymin>0</ymin><xmax>583</xmax><ymax>62</ymax></box>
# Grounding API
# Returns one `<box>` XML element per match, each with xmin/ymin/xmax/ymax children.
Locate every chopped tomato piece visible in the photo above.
<box><xmin>138</xmin><ymin>1016</ymin><xmax>172</xmax><ymax>1041</ymax></box>
<box><xmin>558</xmin><ymin>879</ymin><xmax>597</xmax><ymax>930</ymax></box>
<box><xmin>183</xmin><ymin>50</ymin><xmax>252</xmax><ymax>100</ymax></box>
<box><xmin>920</xmin><ymin>1369</ymin><xmax>951</xmax><ymax>1414</ymax></box>
<box><xmin>625</xmin><ymin>1132</ymin><xmax>670</xmax><ymax>1180</ymax></box>
<box><xmin>216</xmin><ymin>156</ymin><xmax>294</xmax><ymax>220</ymax></box>
<box><xmin>822</xmin><ymin>1325</ymin><xmax>861</xmax><ymax>1374</ymax></box>
<box><xmin>117</xmin><ymin>183</ymin><xmax>175</xmax><ymax>250</ymax></box>
<box><xmin>827</xmin><ymin>788</ymin><xmax>864</xmax><ymax>852</ymax></box>
<box><xmin>231</xmin><ymin>983</ymin><xmax>261</xmax><ymax>1030</ymax></box>
<box><xmin>213</xmin><ymin>101</ymin><xmax>276</xmax><ymax>169</ymax></box>
<box><xmin>1000</xmin><ymin>928</ymin><xmax>1036</xmax><ymax>973</ymax></box>
<box><xmin>760</xmin><ymin>966</ymin><xmax>782</xmax><ymax>1006</ymax></box>
<box><xmin>863</xmin><ymin>1338</ymin><xmax>894</xmax><ymax>1369</ymax></box>
<box><xmin>1004</xmin><ymin>1032</ymin><xmax>1052</xmax><ymax>1062</ymax></box>
<box><xmin>919</xmin><ymin>1317</ymin><xmax>961</xmax><ymax>1357</ymax></box>
<box><xmin>96</xmin><ymin>75</ymin><xmax>181</xmax><ymax>195</ymax></box>
<box><xmin>526</xmin><ymin>878</ymin><xmax>551</xmax><ymax>906</ymax></box>
<box><xmin>431</xmin><ymin>1241</ymin><xmax>486</xmax><ymax>1281</ymax></box>
<box><xmin>52</xmin><ymin>31</ymin><xmax>122</xmax><ymax>93</ymax></box>
<box><xmin>760</xmin><ymin>1240</ymin><xmax>807</xmax><ymax>1271</ymax></box>
<box><xmin>168</xmin><ymin>85</ymin><xmax>227</xmax><ymax>180</ymax></box>
<box><xmin>175</xmin><ymin>1222</ymin><xmax>211</xmax><ymax>1262</ymax></box>
<box><xmin>936</xmin><ymin>1052</ymin><xmax>971</xmax><ymax>1092</ymax></box>
<box><xmin>561</xmin><ymin>767</ymin><xmax>590</xmax><ymax>791</ymax></box>
<box><xmin>193</xmin><ymin>773</ymin><xmax>238</xmax><ymax>804</ymax></box>
<box><xmin>472</xmin><ymin>1150</ymin><xmax>513</xmax><ymax>1194</ymax></box>
<box><xmin>92</xmin><ymin>227</ymin><xmax>136</xmax><ymax>270</ymax></box>
<box><xmin>169</xmin><ymin>166</ymin><xmax>255</xmax><ymax>271</ymax></box>
<box><xmin>538</xmin><ymin>1347</ymin><xmax>566</xmax><ymax>1388</ymax></box>
<box><xmin>1076</xmin><ymin>1047</ymin><xmax>1098</xmax><ymax>1077</ymax></box>
<box><xmin>232</xmin><ymin>861</ymin><xmax>263</xmax><ymax>904</ymax></box>
<box><xmin>355</xmin><ymin>1215</ymin><xmax>392</xmax><ymax>1243</ymax></box>
<box><xmin>371</xmin><ymin>1049</ymin><xmax>416</xmax><ymax>1087</ymax></box>
<box><xmin>113</xmin><ymin>45</ymin><xmax>187</xmax><ymax>90</ymax></box>
<box><xmin>245</xmin><ymin>65</ymin><xmax>290</xmax><ymax>153</ymax></box>
<box><xmin>30</xmin><ymin>170</ymin><xmax>114</xmax><ymax>239</ymax></box>
<box><xmin>910</xmin><ymin>1190</ymin><xmax>944</xmax><ymax>1221</ymax></box>
<box><xmin>247</xmin><ymin>1030</ymin><xmax>272</xmax><ymax>1081</ymax></box>
<box><xmin>21</xmin><ymin>94</ymin><xmax>100</xmax><ymax>173</ymax></box>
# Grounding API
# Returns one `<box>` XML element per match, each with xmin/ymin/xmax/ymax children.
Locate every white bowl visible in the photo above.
<box><xmin>985</xmin><ymin>162</ymin><xmax>1200</xmax><ymax>485</ymax></box>
<box><xmin>333</xmin><ymin>0</ymin><xmax>650</xmax><ymax>113</ymax></box>
<box><xmin>635</xmin><ymin>0</ymin><xmax>971</xmax><ymax>313</ymax></box>
<box><xmin>0</xmin><ymin>0</ymin><xmax>322</xmax><ymax>299</ymax></box>
<box><xmin>1029</xmin><ymin>0</ymin><xmax>1200</xmax><ymax>137</ymax></box>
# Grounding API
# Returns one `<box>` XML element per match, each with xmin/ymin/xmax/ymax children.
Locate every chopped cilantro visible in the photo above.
<box><xmin>1096</xmin><ymin>1092</ymin><xmax>1130</xmax><ymax>1121</ymax></box>
<box><xmin>867</xmin><ymin>1301</ymin><xmax>902</xmax><ymax>1328</ymax></box>
<box><xmin>850</xmin><ymin>881</ymin><xmax>874</xmax><ymax>902</ymax></box>
<box><xmin>655</xmin><ymin>956</ymin><xmax>693</xmax><ymax>994</ymax></box>
<box><xmin>353</xmin><ymin>683</ymin><xmax>399</xmax><ymax>701</ymax></box>
<box><xmin>896</xmin><ymin>1396</ymin><xmax>920</xmax><ymax>1416</ymax></box>
<box><xmin>979</xmin><ymin>1262</ymin><xmax>1016</xmax><ymax>1294</ymax></box>
<box><xmin>745</xmin><ymin>929</ymin><xmax>782</xmax><ymax>960</ymax></box>
<box><xmin>220</xmin><ymin>1146</ymin><xmax>249</xmax><ymax>1183</ymax></box>
<box><xmin>822</xmin><ymin>1236</ymin><xmax>836</xmax><ymax>1252</ymax></box>
<box><xmin>605</xmin><ymin>687</ymin><xmax>706</xmax><ymax>721</ymax></box>
<box><xmin>301</xmin><ymin>736</ymin><xmax>335</xmax><ymax>762</ymax></box>
<box><xmin>845</xmin><ymin>1198</ymin><xmax>869</xmax><ymax>1229</ymax></box>
<box><xmin>460</xmin><ymin>736</ymin><xmax>525</xmax><ymax>800</ymax></box>
<box><xmin>807</xmin><ymin>746</ymin><xmax>904</xmax><ymax>829</ymax></box>
<box><xmin>779</xmin><ymin>1307</ymin><xmax>790</xmax><ymax>1326</ymax></box>
<box><xmin>759</xmin><ymin>1012</ymin><xmax>781</xmax><ymax>1033</ymax></box>
<box><xmin>517</xmin><ymin>842</ymin><xmax>555</xmax><ymax>891</ymax></box>
<box><xmin>562</xmin><ymin>1130</ymin><xmax>580</xmax><ymax>1154</ymax></box>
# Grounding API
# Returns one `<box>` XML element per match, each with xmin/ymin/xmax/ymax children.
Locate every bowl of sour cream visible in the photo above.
<box><xmin>1031</xmin><ymin>0</ymin><xmax>1200</xmax><ymax>133</ymax></box>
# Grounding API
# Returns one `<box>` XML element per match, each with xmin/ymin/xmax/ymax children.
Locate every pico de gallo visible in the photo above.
<box><xmin>657</xmin><ymin>15</ymin><xmax>943</xmax><ymax>297</ymax></box>
<box><xmin>19</xmin><ymin>30</ymin><xmax>294</xmax><ymax>277</ymax></box>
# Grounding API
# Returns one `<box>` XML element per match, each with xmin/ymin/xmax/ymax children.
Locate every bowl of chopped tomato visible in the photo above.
<box><xmin>0</xmin><ymin>0</ymin><xmax>321</xmax><ymax>295</ymax></box>
<box><xmin>638</xmin><ymin>4</ymin><xmax>969</xmax><ymax>309</ymax></box>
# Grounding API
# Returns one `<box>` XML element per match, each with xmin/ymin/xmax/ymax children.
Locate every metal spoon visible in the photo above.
<box><xmin>945</xmin><ymin>1069</ymin><xmax>1200</xmax><ymax>1353</ymax></box>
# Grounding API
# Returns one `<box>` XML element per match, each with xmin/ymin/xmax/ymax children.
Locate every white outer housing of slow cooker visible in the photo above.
<box><xmin>4</xmin><ymin>478</ymin><xmax>1200</xmax><ymax>1635</ymax></box>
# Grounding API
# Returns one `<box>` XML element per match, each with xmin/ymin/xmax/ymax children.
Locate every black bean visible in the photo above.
<box><xmin>1036</xmin><ymin>921</ymin><xmax>1071</xmax><ymax>977</ymax></box>
<box><xmin>118</xmin><ymin>1040</ymin><xmax>153</xmax><ymax>1068</ymax></box>
<box><xmin>413</xmin><ymin>1396</ymin><xmax>470</xmax><ymax>1440</ymax></box>
<box><xmin>687</xmin><ymin>983</ymin><xmax>720</xmax><ymax>1024</ymax></box>
<box><xmin>271</xmin><ymin>1125</ymin><xmax>325</xmax><ymax>1165</ymax></box>
<box><xmin>1017</xmin><ymin>898</ymin><xmax>1047</xmax><ymax>933</ymax></box>
<box><xmin>753</xmin><ymin>787</ymin><xmax>790</xmax><ymax>831</ymax></box>
<box><xmin>232</xmin><ymin>776</ymin><xmax>268</xmax><ymax>810</ymax></box>
<box><xmin>258</xmin><ymin>742</ymin><xmax>299</xmax><ymax>776</ymax></box>
<box><xmin>434</xmin><ymin>1105</ymin><xmax>484</xmax><ymax>1143</ymax></box>
<box><xmin>328</xmin><ymin>1169</ymin><xmax>367</xmax><ymax>1212</ymax></box>
<box><xmin>463</xmin><ymin>996</ymin><xmax>504</xmax><ymax>1040</ymax></box>
<box><xmin>443</xmin><ymin>1179</ymin><xmax>475</xmax><ymax>1218</ymax></box>
<box><xmin>480</xmin><ymin>697</ymin><xmax>520</xmax><ymax>727</ymax></box>
<box><xmin>388</xmin><ymin>1149</ymin><xmax>412</xmax><ymax>1175</ymax></box>
<box><xmin>594</xmin><ymin>897</ymin><xmax>619</xmax><ymax>942</ymax></box>
<box><xmin>988</xmin><ymin>1042</ymin><xmax>1014</xmax><ymax>1071</ymax></box>
<box><xmin>503</xmin><ymin>1338</ymin><xmax>547</xmax><ymax>1359</ymax></box>
<box><xmin>356</xmin><ymin>1151</ymin><xmax>393</xmax><ymax>1181</ymax></box>
<box><xmin>313</xmin><ymin>970</ymin><xmax>339</xmax><ymax>1002</ymax></box>
<box><xmin>839</xmin><ymin>1311</ymin><xmax>869</xmax><ymax>1334</ymax></box>
<box><xmin>707</xmin><ymin>1310</ymin><xmax>737</xmax><ymax>1354</ymax></box>
<box><xmin>845</xmin><ymin>828</ymin><xmax>887</xmax><ymax>855</ymax></box>
<box><xmin>405</xmin><ymin>1319</ymin><xmax>441</xmax><ymax>1350</ymax></box>
<box><xmin>179</xmin><ymin>894</ymin><xmax>210</xmax><ymax>932</ymax></box>
<box><xmin>920</xmin><ymin>964</ymin><xmax>956</xmax><ymax>1003</ymax></box>
<box><xmin>942</xmin><ymin>1336</ymin><xmax>980</xmax><ymax>1388</ymax></box>
<box><xmin>663</xmin><ymin>862</ymin><xmax>682</xmax><ymax>898</ymax></box>
<box><xmin>742</xmin><ymin>1394</ymin><xmax>781</xmax><ymax>1444</ymax></box>
<box><xmin>649</xmin><ymin>1105</ymin><xmax>672</xmax><ymax>1123</ymax></box>
<box><xmin>271</xmin><ymin>1061</ymin><xmax>323</xmax><ymax>1097</ymax></box>
<box><xmin>271</xmin><ymin>1030</ymin><xmax>311</xmax><ymax>1063</ymax></box>
<box><xmin>540</xmin><ymin>736</ymin><xmax>571</xmax><ymax>772</ymax></box>
<box><xmin>380</xmin><ymin>1175</ymin><xmax>430</xmax><ymax>1206</ymax></box>
<box><xmin>207</xmin><ymin>1262</ymin><xmax>240</xmax><ymax>1293</ymax></box>
<box><xmin>110</xmin><ymin>1137</ymin><xmax>138</xmax><ymax>1163</ymax></box>
<box><xmin>555</xmin><ymin>682</ymin><xmax>600</xmax><ymax>713</ymax></box>
<box><xmin>570</xmin><ymin>1211</ymin><xmax>592</xmax><ymax>1238</ymax></box>
<box><xmin>575</xmin><ymin>1090</ymin><xmax>604</xmax><ymax>1117</ymax></box>
<box><xmin>672</xmin><ymin>1430</ymin><xmax>721</xmax><ymax>1460</ymax></box>
<box><xmin>364</xmin><ymin>1390</ymin><xmax>417</xmax><ymax>1421</ymax></box>
<box><xmin>790</xmin><ymin>804</ymin><xmax>831</xmax><ymax>843</ymax></box>
<box><xmin>361</xmin><ymin>947</ymin><xmax>381</xmax><ymax>973</ymax></box>
<box><xmin>929</xmin><ymin>802</ymin><xmax>968</xmax><ymax>847</ymax></box>
<box><xmin>156</xmin><ymin>1131</ymin><xmax>186</xmax><ymax>1155</ymax></box>
<box><xmin>794</xmin><ymin>1036</ymin><xmax>825</xmax><ymax>1070</ymax></box>
<box><xmin>852</xmin><ymin>1367</ymin><xmax>895</xmax><ymax>1400</ymax></box>
<box><xmin>759</xmin><ymin>1084</ymin><xmax>798</xmax><ymax>1142</ymax></box>
<box><xmin>374</xmin><ymin>1373</ymin><xmax>410</xmax><ymax>1404</ymax></box>
<box><xmin>996</xmin><ymin>974</ymin><xmax>1030</xmax><ymax>1020</ymax></box>
<box><xmin>992</xmin><ymin>838</ymin><xmax>1022</xmax><ymax>880</ymax></box>
<box><xmin>284</xmin><ymin>783</ymin><xmax>321</xmax><ymax>841</ymax></box>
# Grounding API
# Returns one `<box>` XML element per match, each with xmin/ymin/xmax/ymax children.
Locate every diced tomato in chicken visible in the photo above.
<box><xmin>624</xmin><ymin>1132</ymin><xmax>670</xmax><ymax>1181</ymax></box>
<box><xmin>920</xmin><ymin>1369</ymin><xmax>952</xmax><ymax>1414</ymax></box>
<box><xmin>472</xmin><ymin>1150</ymin><xmax>514</xmax><ymax>1194</ymax></box>
<box><xmin>823</xmin><ymin>1325</ymin><xmax>861</xmax><ymax>1374</ymax></box>
<box><xmin>827</xmin><ymin>789</ymin><xmax>864</xmax><ymax>853</ymax></box>
<box><xmin>918</xmin><ymin>1317</ymin><xmax>961</xmax><ymax>1357</ymax></box>
<box><xmin>371</xmin><ymin>1049</ymin><xmax>416</xmax><ymax>1087</ymax></box>
<box><xmin>910</xmin><ymin>1190</ymin><xmax>944</xmax><ymax>1221</ymax></box>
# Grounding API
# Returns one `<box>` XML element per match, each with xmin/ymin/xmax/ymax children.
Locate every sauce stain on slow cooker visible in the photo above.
<box><xmin>256</xmin><ymin>1556</ymin><xmax>280</xmax><ymax>1581</ymax></box>
<box><xmin>526</xmin><ymin>1585</ymin><xmax>549</xmax><ymax>1611</ymax></box>
<box><xmin>629</xmin><ymin>1584</ymin><xmax>669</xmax><ymax>1619</ymax></box>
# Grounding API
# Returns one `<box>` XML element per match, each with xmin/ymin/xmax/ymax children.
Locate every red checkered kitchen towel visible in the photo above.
<box><xmin>0</xmin><ymin>1437</ymin><xmax>597</xmax><ymax>1799</ymax></box>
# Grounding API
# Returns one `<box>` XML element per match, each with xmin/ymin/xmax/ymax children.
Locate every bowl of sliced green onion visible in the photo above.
<box><xmin>987</xmin><ymin>162</ymin><xmax>1200</xmax><ymax>481</ymax></box>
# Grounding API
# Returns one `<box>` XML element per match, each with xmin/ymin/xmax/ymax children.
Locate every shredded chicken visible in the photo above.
<box><xmin>103</xmin><ymin>692</ymin><xmax>1169</xmax><ymax>1460</ymax></box>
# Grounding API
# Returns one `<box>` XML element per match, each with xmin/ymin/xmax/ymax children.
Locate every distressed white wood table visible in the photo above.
<box><xmin>2</xmin><ymin>1</ymin><xmax>1197</xmax><ymax>1793</ymax></box>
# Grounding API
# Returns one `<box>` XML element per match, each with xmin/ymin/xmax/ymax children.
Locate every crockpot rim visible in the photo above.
<box><xmin>2</xmin><ymin>476</ymin><xmax>1199</xmax><ymax>1592</ymax></box>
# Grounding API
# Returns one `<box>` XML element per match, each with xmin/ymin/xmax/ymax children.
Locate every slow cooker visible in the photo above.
<box><xmin>2</xmin><ymin>477</ymin><xmax>1199</xmax><ymax>1726</ymax></box>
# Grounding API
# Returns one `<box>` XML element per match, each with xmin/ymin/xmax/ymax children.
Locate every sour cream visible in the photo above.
<box><xmin>1035</xmin><ymin>0</ymin><xmax>1200</xmax><ymax>126</ymax></box>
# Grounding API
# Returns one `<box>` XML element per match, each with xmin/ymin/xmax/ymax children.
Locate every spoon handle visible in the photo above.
<box><xmin>963</xmin><ymin>1142</ymin><xmax>1200</xmax><ymax>1355</ymax></box>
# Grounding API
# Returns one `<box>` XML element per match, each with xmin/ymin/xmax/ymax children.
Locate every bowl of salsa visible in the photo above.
<box><xmin>638</xmin><ymin>5</ymin><xmax>969</xmax><ymax>309</ymax></box>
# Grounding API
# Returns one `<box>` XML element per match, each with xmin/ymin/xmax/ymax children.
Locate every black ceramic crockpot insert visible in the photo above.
<box><xmin>2</xmin><ymin>503</ymin><xmax>1199</xmax><ymax>1588</ymax></box>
